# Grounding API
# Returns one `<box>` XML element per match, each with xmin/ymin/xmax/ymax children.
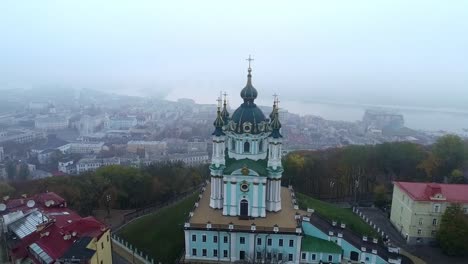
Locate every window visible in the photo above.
<box><xmin>213</xmin><ymin>236</ymin><xmax>218</xmax><ymax>243</ymax></box>
<box><xmin>259</xmin><ymin>140</ymin><xmax>263</xmax><ymax>152</ymax></box>
<box><xmin>202</xmin><ymin>235</ymin><xmax>207</xmax><ymax>242</ymax></box>
<box><xmin>213</xmin><ymin>249</ymin><xmax>218</xmax><ymax>257</ymax></box>
<box><xmin>257</xmin><ymin>252</ymin><xmax>262</xmax><ymax>259</ymax></box>
<box><xmin>240</xmin><ymin>251</ymin><xmax>246</xmax><ymax>260</ymax></box>
<box><xmin>231</xmin><ymin>139</ymin><xmax>235</xmax><ymax>151</ymax></box>
<box><xmin>434</xmin><ymin>204</ymin><xmax>441</xmax><ymax>213</ymax></box>
<box><xmin>267</xmin><ymin>253</ymin><xmax>272</xmax><ymax>260</ymax></box>
<box><xmin>101</xmin><ymin>261</ymin><xmax>103</xmax><ymax>264</ymax></box>
<box><xmin>312</xmin><ymin>254</ymin><xmax>316</xmax><ymax>260</ymax></box>
<box><xmin>244</xmin><ymin>142</ymin><xmax>250</xmax><ymax>153</ymax></box>
<box><xmin>202</xmin><ymin>249</ymin><xmax>207</xmax><ymax>257</ymax></box>
<box><xmin>240</xmin><ymin>237</ymin><xmax>245</xmax><ymax>244</ymax></box>
<box><xmin>433</xmin><ymin>218</ymin><xmax>437</xmax><ymax>225</ymax></box>
<box><xmin>192</xmin><ymin>249</ymin><xmax>197</xmax><ymax>256</ymax></box>
<box><xmin>267</xmin><ymin>238</ymin><xmax>272</xmax><ymax>246</ymax></box>
<box><xmin>101</xmin><ymin>242</ymin><xmax>104</xmax><ymax>249</ymax></box>
<box><xmin>224</xmin><ymin>236</ymin><xmax>228</xmax><ymax>243</ymax></box>
<box><xmin>288</xmin><ymin>254</ymin><xmax>293</xmax><ymax>261</ymax></box>
<box><xmin>463</xmin><ymin>208</ymin><xmax>468</xmax><ymax>214</ymax></box>
<box><xmin>289</xmin><ymin>239</ymin><xmax>294</xmax><ymax>247</ymax></box>
<box><xmin>417</xmin><ymin>229</ymin><xmax>422</xmax><ymax>235</ymax></box>
<box><xmin>257</xmin><ymin>237</ymin><xmax>262</xmax><ymax>245</ymax></box>
<box><xmin>107</xmin><ymin>235</ymin><xmax>109</xmax><ymax>242</ymax></box>
<box><xmin>328</xmin><ymin>255</ymin><xmax>333</xmax><ymax>262</ymax></box>
<box><xmin>301</xmin><ymin>253</ymin><xmax>306</xmax><ymax>260</ymax></box>
<box><xmin>223</xmin><ymin>250</ymin><xmax>228</xmax><ymax>258</ymax></box>
<box><xmin>419</xmin><ymin>218</ymin><xmax>423</xmax><ymax>225</ymax></box>
<box><xmin>279</xmin><ymin>239</ymin><xmax>283</xmax><ymax>246</ymax></box>
<box><xmin>192</xmin><ymin>234</ymin><xmax>196</xmax><ymax>242</ymax></box>
<box><xmin>278</xmin><ymin>253</ymin><xmax>283</xmax><ymax>260</ymax></box>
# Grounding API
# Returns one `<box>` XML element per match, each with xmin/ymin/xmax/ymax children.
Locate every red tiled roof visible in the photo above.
<box><xmin>4</xmin><ymin>192</ymin><xmax>108</xmax><ymax>264</ymax></box>
<box><xmin>394</xmin><ymin>181</ymin><xmax>468</xmax><ymax>203</ymax></box>
<box><xmin>35</xmin><ymin>224</ymin><xmax>74</xmax><ymax>260</ymax></box>
<box><xmin>34</xmin><ymin>192</ymin><xmax>66</xmax><ymax>208</ymax></box>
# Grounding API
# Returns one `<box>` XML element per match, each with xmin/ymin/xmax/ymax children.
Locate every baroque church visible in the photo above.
<box><xmin>183</xmin><ymin>58</ymin><xmax>404</xmax><ymax>264</ymax></box>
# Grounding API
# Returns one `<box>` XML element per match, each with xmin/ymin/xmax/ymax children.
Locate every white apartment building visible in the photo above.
<box><xmin>127</xmin><ymin>141</ymin><xmax>167</xmax><ymax>155</ymax></box>
<box><xmin>35</xmin><ymin>116</ymin><xmax>69</xmax><ymax>130</ymax></box>
<box><xmin>76</xmin><ymin>157</ymin><xmax>120</xmax><ymax>174</ymax></box>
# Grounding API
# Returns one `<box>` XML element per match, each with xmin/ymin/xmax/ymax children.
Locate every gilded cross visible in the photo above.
<box><xmin>246</xmin><ymin>55</ymin><xmax>254</xmax><ymax>68</ymax></box>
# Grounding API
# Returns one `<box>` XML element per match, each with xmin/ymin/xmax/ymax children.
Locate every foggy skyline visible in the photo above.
<box><xmin>1</xmin><ymin>1</ymin><xmax>467</xmax><ymax>109</ymax></box>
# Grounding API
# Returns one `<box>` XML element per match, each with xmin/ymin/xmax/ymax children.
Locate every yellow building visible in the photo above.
<box><xmin>390</xmin><ymin>181</ymin><xmax>468</xmax><ymax>244</ymax></box>
<box><xmin>87</xmin><ymin>229</ymin><xmax>113</xmax><ymax>264</ymax></box>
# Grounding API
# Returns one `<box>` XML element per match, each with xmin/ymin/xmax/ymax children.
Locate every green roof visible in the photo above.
<box><xmin>224</xmin><ymin>158</ymin><xmax>268</xmax><ymax>176</ymax></box>
<box><xmin>301</xmin><ymin>236</ymin><xmax>342</xmax><ymax>254</ymax></box>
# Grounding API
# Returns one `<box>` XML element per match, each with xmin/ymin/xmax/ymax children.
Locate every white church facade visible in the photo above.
<box><xmin>183</xmin><ymin>59</ymin><xmax>403</xmax><ymax>264</ymax></box>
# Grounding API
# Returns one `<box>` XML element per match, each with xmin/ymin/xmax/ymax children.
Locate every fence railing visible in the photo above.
<box><xmin>112</xmin><ymin>233</ymin><xmax>156</xmax><ymax>264</ymax></box>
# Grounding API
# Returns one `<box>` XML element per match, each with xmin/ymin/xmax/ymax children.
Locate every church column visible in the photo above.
<box><xmin>252</xmin><ymin>183</ymin><xmax>259</xmax><ymax>217</ymax></box>
<box><xmin>261</xmin><ymin>182</ymin><xmax>266</xmax><ymax>217</ymax></box>
<box><xmin>230</xmin><ymin>182</ymin><xmax>237</xmax><ymax>215</ymax></box>
<box><xmin>184</xmin><ymin>230</ymin><xmax>191</xmax><ymax>258</ymax></box>
<box><xmin>223</xmin><ymin>181</ymin><xmax>228</xmax><ymax>215</ymax></box>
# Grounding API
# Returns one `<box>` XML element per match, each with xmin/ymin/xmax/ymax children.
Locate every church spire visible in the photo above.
<box><xmin>220</xmin><ymin>92</ymin><xmax>230</xmax><ymax>121</ymax></box>
<box><xmin>240</xmin><ymin>55</ymin><xmax>258</xmax><ymax>104</ymax></box>
<box><xmin>270</xmin><ymin>96</ymin><xmax>282</xmax><ymax>138</ymax></box>
<box><xmin>212</xmin><ymin>96</ymin><xmax>225</xmax><ymax>136</ymax></box>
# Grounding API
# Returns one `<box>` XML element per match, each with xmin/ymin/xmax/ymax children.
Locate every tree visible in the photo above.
<box><xmin>433</xmin><ymin>135</ymin><xmax>465</xmax><ymax>178</ymax></box>
<box><xmin>437</xmin><ymin>204</ymin><xmax>468</xmax><ymax>256</ymax></box>
<box><xmin>6</xmin><ymin>161</ymin><xmax>16</xmax><ymax>180</ymax></box>
<box><xmin>18</xmin><ymin>164</ymin><xmax>30</xmax><ymax>181</ymax></box>
<box><xmin>449</xmin><ymin>169</ymin><xmax>465</xmax><ymax>184</ymax></box>
<box><xmin>0</xmin><ymin>181</ymin><xmax>15</xmax><ymax>198</ymax></box>
<box><xmin>417</xmin><ymin>152</ymin><xmax>440</xmax><ymax>182</ymax></box>
<box><xmin>373</xmin><ymin>184</ymin><xmax>387</xmax><ymax>208</ymax></box>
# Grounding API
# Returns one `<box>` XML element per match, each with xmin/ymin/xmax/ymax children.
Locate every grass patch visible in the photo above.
<box><xmin>118</xmin><ymin>193</ymin><xmax>199</xmax><ymax>263</ymax></box>
<box><xmin>297</xmin><ymin>193</ymin><xmax>378</xmax><ymax>237</ymax></box>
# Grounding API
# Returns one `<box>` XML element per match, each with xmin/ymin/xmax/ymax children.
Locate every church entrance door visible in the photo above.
<box><xmin>240</xmin><ymin>199</ymin><xmax>248</xmax><ymax>218</ymax></box>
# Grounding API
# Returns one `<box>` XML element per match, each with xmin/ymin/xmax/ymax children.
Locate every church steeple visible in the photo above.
<box><xmin>212</xmin><ymin>96</ymin><xmax>225</xmax><ymax>136</ymax></box>
<box><xmin>240</xmin><ymin>55</ymin><xmax>258</xmax><ymax>104</ymax></box>
<box><xmin>270</xmin><ymin>96</ymin><xmax>282</xmax><ymax>138</ymax></box>
<box><xmin>220</xmin><ymin>92</ymin><xmax>230</xmax><ymax>121</ymax></box>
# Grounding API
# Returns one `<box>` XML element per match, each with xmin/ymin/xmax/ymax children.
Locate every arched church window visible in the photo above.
<box><xmin>259</xmin><ymin>140</ymin><xmax>263</xmax><ymax>152</ymax></box>
<box><xmin>231</xmin><ymin>139</ymin><xmax>236</xmax><ymax>151</ymax></box>
<box><xmin>244</xmin><ymin>142</ymin><xmax>250</xmax><ymax>153</ymax></box>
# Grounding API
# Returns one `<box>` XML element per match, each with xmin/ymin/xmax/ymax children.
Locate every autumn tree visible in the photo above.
<box><xmin>433</xmin><ymin>135</ymin><xmax>465</xmax><ymax>180</ymax></box>
<box><xmin>437</xmin><ymin>204</ymin><xmax>468</xmax><ymax>256</ymax></box>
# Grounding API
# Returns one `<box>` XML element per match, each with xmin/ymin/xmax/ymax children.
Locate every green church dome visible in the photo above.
<box><xmin>230</xmin><ymin>67</ymin><xmax>267</xmax><ymax>134</ymax></box>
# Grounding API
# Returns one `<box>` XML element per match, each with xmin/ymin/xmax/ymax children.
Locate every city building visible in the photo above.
<box><xmin>390</xmin><ymin>181</ymin><xmax>468</xmax><ymax>244</ymax></box>
<box><xmin>66</xmin><ymin>142</ymin><xmax>105</xmax><ymax>154</ymax></box>
<box><xmin>127</xmin><ymin>140</ymin><xmax>167</xmax><ymax>156</ymax></box>
<box><xmin>105</xmin><ymin>115</ymin><xmax>137</xmax><ymax>130</ymax></box>
<box><xmin>76</xmin><ymin>157</ymin><xmax>121</xmax><ymax>174</ymax></box>
<box><xmin>0</xmin><ymin>129</ymin><xmax>45</xmax><ymax>144</ymax></box>
<box><xmin>35</xmin><ymin>116</ymin><xmax>69</xmax><ymax>130</ymax></box>
<box><xmin>165</xmin><ymin>152</ymin><xmax>209</xmax><ymax>166</ymax></box>
<box><xmin>184</xmin><ymin>62</ymin><xmax>402</xmax><ymax>264</ymax></box>
<box><xmin>77</xmin><ymin>114</ymin><xmax>105</xmax><ymax>136</ymax></box>
<box><xmin>0</xmin><ymin>192</ymin><xmax>112</xmax><ymax>264</ymax></box>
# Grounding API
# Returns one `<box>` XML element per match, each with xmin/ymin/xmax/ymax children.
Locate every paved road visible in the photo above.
<box><xmin>113</xmin><ymin>251</ymin><xmax>131</xmax><ymax>264</ymax></box>
<box><xmin>357</xmin><ymin>207</ymin><xmax>406</xmax><ymax>246</ymax></box>
<box><xmin>357</xmin><ymin>207</ymin><xmax>468</xmax><ymax>264</ymax></box>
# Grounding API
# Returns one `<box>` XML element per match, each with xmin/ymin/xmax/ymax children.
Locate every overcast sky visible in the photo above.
<box><xmin>1</xmin><ymin>0</ymin><xmax>467</xmax><ymax>109</ymax></box>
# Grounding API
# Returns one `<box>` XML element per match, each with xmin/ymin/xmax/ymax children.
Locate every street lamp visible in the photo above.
<box><xmin>106</xmin><ymin>194</ymin><xmax>111</xmax><ymax>218</ymax></box>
